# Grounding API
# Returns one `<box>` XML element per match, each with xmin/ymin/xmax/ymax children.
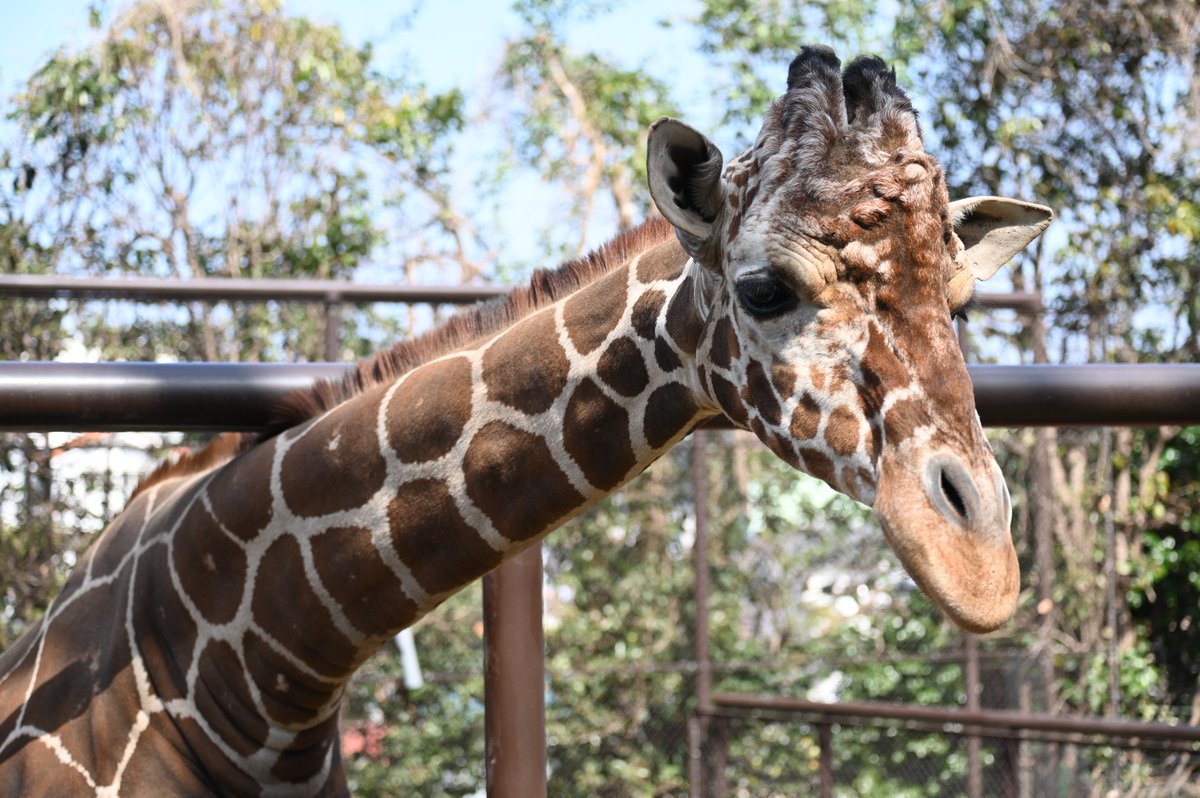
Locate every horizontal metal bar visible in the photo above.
<box><xmin>711</xmin><ymin>692</ymin><xmax>1200</xmax><ymax>744</ymax></box>
<box><xmin>0</xmin><ymin>274</ymin><xmax>1038</xmax><ymax>311</ymax></box>
<box><xmin>1</xmin><ymin>362</ymin><xmax>1198</xmax><ymax>433</ymax></box>
<box><xmin>969</xmin><ymin>364</ymin><xmax>1200</xmax><ymax>426</ymax></box>
<box><xmin>972</xmin><ymin>291</ymin><xmax>1042</xmax><ymax>313</ymax></box>
<box><xmin>0</xmin><ymin>274</ymin><xmax>510</xmax><ymax>305</ymax></box>
<box><xmin>0</xmin><ymin>362</ymin><xmax>351</xmax><ymax>432</ymax></box>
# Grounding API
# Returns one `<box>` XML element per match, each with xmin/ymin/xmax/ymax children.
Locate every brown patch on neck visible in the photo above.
<box><xmin>270</xmin><ymin>218</ymin><xmax>676</xmax><ymax>435</ymax></box>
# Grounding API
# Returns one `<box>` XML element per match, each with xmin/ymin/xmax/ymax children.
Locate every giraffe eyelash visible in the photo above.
<box><xmin>951</xmin><ymin>292</ymin><xmax>979</xmax><ymax>322</ymax></box>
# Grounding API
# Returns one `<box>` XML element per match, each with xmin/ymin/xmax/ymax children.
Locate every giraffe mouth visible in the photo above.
<box><xmin>874</xmin><ymin>453</ymin><xmax>1020</xmax><ymax>633</ymax></box>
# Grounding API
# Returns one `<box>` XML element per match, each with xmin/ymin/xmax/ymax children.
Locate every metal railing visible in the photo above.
<box><xmin>704</xmin><ymin>693</ymin><xmax>1200</xmax><ymax>798</ymax></box>
<box><xmin>0</xmin><ymin>273</ymin><xmax>510</xmax><ymax>363</ymax></box>
<box><xmin>6</xmin><ymin>275</ymin><xmax>1200</xmax><ymax>798</ymax></box>
<box><xmin>3</xmin><ymin>360</ymin><xmax>1200</xmax><ymax>431</ymax></box>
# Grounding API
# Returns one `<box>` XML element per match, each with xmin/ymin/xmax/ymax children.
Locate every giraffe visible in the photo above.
<box><xmin>0</xmin><ymin>47</ymin><xmax>1051</xmax><ymax>795</ymax></box>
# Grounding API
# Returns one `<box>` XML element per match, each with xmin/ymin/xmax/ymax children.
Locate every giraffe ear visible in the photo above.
<box><xmin>647</xmin><ymin>117</ymin><xmax>726</xmax><ymax>251</ymax></box>
<box><xmin>949</xmin><ymin>196</ymin><xmax>1054</xmax><ymax>281</ymax></box>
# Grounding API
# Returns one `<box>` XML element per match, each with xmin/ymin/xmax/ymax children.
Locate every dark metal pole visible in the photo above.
<box><xmin>967</xmin><ymin>364</ymin><xmax>1200</xmax><ymax>426</ymax></box>
<box><xmin>322</xmin><ymin>299</ymin><xmax>342</xmax><ymax>361</ymax></box>
<box><xmin>0</xmin><ymin>274</ymin><xmax>1034</xmax><ymax>310</ymax></box>
<box><xmin>965</xmin><ymin>634</ymin><xmax>982</xmax><ymax>798</ymax></box>
<box><xmin>689</xmin><ymin>431</ymin><xmax>713</xmax><ymax>798</ymax></box>
<box><xmin>0</xmin><ymin>273</ymin><xmax>510</xmax><ymax>304</ymax></box>
<box><xmin>483</xmin><ymin>546</ymin><xmax>547</xmax><ymax>798</ymax></box>
<box><xmin>711</xmin><ymin>693</ymin><xmax>1200</xmax><ymax>742</ymax></box>
<box><xmin>1004</xmin><ymin>734</ymin><xmax>1020</xmax><ymax>798</ymax></box>
<box><xmin>6</xmin><ymin>362</ymin><xmax>1200</xmax><ymax>432</ymax></box>
<box><xmin>711</xmin><ymin>718</ymin><xmax>728</xmax><ymax>798</ymax></box>
<box><xmin>1100</xmin><ymin>428</ymin><xmax>1122</xmax><ymax>790</ymax></box>
<box><xmin>817</xmin><ymin>722</ymin><xmax>833</xmax><ymax>798</ymax></box>
<box><xmin>973</xmin><ymin>291</ymin><xmax>1043</xmax><ymax>313</ymax></box>
<box><xmin>0</xmin><ymin>361</ymin><xmax>351</xmax><ymax>432</ymax></box>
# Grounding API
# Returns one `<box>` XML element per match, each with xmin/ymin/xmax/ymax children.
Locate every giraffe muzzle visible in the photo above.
<box><xmin>875</xmin><ymin>452</ymin><xmax>1020</xmax><ymax>633</ymax></box>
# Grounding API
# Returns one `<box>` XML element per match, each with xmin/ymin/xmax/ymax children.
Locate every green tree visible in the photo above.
<box><xmin>0</xmin><ymin>131</ymin><xmax>83</xmax><ymax>647</ymax></box>
<box><xmin>495</xmin><ymin>0</ymin><xmax>676</xmax><ymax>259</ymax></box>
<box><xmin>342</xmin><ymin>589</ymin><xmax>488</xmax><ymax>796</ymax></box>
<box><xmin>690</xmin><ymin>0</ymin><xmax>923</xmax><ymax>135</ymax></box>
<box><xmin>7</xmin><ymin>0</ymin><xmax>465</xmax><ymax>363</ymax></box>
<box><xmin>1130</xmin><ymin>425</ymin><xmax>1200</xmax><ymax>714</ymax></box>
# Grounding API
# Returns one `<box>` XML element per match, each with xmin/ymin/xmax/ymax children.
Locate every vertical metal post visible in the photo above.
<box><xmin>687</xmin><ymin>716</ymin><xmax>704</xmax><ymax>798</ymax></box>
<box><xmin>1004</xmin><ymin>732</ymin><xmax>1020</xmax><ymax>798</ymax></box>
<box><xmin>817</xmin><ymin>722</ymin><xmax>833</xmax><ymax>798</ymax></box>
<box><xmin>1017</xmin><ymin>678</ymin><xmax>1032</xmax><ymax>798</ymax></box>
<box><xmin>322</xmin><ymin>297</ymin><xmax>342</xmax><ymax>361</ymax></box>
<box><xmin>965</xmin><ymin>633</ymin><xmax>982</xmax><ymax>798</ymax></box>
<box><xmin>483</xmin><ymin>545</ymin><xmax>547</xmax><ymax>798</ymax></box>
<box><xmin>689</xmin><ymin>431</ymin><xmax>713</xmax><ymax>798</ymax></box>
<box><xmin>710</xmin><ymin>717</ymin><xmax>728</xmax><ymax>798</ymax></box>
<box><xmin>1101</xmin><ymin>426</ymin><xmax>1121</xmax><ymax>790</ymax></box>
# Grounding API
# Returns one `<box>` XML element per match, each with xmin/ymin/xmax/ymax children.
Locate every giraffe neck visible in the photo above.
<box><xmin>0</xmin><ymin>231</ymin><xmax>716</xmax><ymax>794</ymax></box>
<box><xmin>150</xmin><ymin>233</ymin><xmax>715</xmax><ymax>784</ymax></box>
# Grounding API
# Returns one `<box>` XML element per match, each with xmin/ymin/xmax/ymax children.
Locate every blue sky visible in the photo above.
<box><xmin>0</xmin><ymin>0</ymin><xmax>723</xmax><ymax>274</ymax></box>
<box><xmin>1</xmin><ymin>1</ymin><xmax>709</xmax><ymax>112</ymax></box>
<box><xmin>1</xmin><ymin>0</ymin><xmax>86</xmax><ymax>91</ymax></box>
<box><xmin>0</xmin><ymin>1</ymin><xmax>1052</xmax><ymax>291</ymax></box>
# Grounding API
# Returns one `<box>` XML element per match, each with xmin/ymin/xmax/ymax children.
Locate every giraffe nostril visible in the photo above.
<box><xmin>925</xmin><ymin>456</ymin><xmax>981</xmax><ymax>530</ymax></box>
<box><xmin>940</xmin><ymin>470</ymin><xmax>969</xmax><ymax>523</ymax></box>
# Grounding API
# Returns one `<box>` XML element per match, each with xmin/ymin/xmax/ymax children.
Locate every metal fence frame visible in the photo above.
<box><xmin>3</xmin><ymin>360</ymin><xmax>1200</xmax><ymax>431</ymax></box>
<box><xmin>5</xmin><ymin>274</ymin><xmax>1200</xmax><ymax>797</ymax></box>
<box><xmin>703</xmin><ymin>694</ymin><xmax>1200</xmax><ymax>798</ymax></box>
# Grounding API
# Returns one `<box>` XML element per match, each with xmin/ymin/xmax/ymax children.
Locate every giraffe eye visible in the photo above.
<box><xmin>735</xmin><ymin>272</ymin><xmax>798</xmax><ymax>318</ymax></box>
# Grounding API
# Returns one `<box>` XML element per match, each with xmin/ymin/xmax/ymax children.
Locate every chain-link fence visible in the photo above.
<box><xmin>703</xmin><ymin>711</ymin><xmax>1200</xmax><ymax>798</ymax></box>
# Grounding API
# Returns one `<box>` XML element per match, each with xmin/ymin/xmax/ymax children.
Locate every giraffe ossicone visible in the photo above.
<box><xmin>0</xmin><ymin>46</ymin><xmax>1051</xmax><ymax>795</ymax></box>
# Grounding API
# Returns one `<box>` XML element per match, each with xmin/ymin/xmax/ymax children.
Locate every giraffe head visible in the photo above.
<box><xmin>647</xmin><ymin>46</ymin><xmax>1052</xmax><ymax>632</ymax></box>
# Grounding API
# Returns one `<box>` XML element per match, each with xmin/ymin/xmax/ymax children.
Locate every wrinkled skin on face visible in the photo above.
<box><xmin>647</xmin><ymin>46</ymin><xmax>1052</xmax><ymax>632</ymax></box>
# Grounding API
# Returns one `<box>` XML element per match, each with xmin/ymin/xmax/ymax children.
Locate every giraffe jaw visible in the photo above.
<box><xmin>874</xmin><ymin>455</ymin><xmax>1021</xmax><ymax>633</ymax></box>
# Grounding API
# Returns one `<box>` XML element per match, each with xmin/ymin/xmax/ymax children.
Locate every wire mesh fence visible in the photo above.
<box><xmin>331</xmin><ymin>629</ymin><xmax>1200</xmax><ymax>797</ymax></box>
<box><xmin>6</xmin><ymin>430</ymin><xmax>1199</xmax><ymax>797</ymax></box>
<box><xmin>703</xmin><ymin>713</ymin><xmax>1200</xmax><ymax>798</ymax></box>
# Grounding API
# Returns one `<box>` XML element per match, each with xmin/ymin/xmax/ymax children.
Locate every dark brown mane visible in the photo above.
<box><xmin>129</xmin><ymin>218</ymin><xmax>676</xmax><ymax>500</ymax></box>
<box><xmin>267</xmin><ymin>217</ymin><xmax>675</xmax><ymax>432</ymax></box>
<box><xmin>129</xmin><ymin>431</ymin><xmax>255</xmax><ymax>501</ymax></box>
